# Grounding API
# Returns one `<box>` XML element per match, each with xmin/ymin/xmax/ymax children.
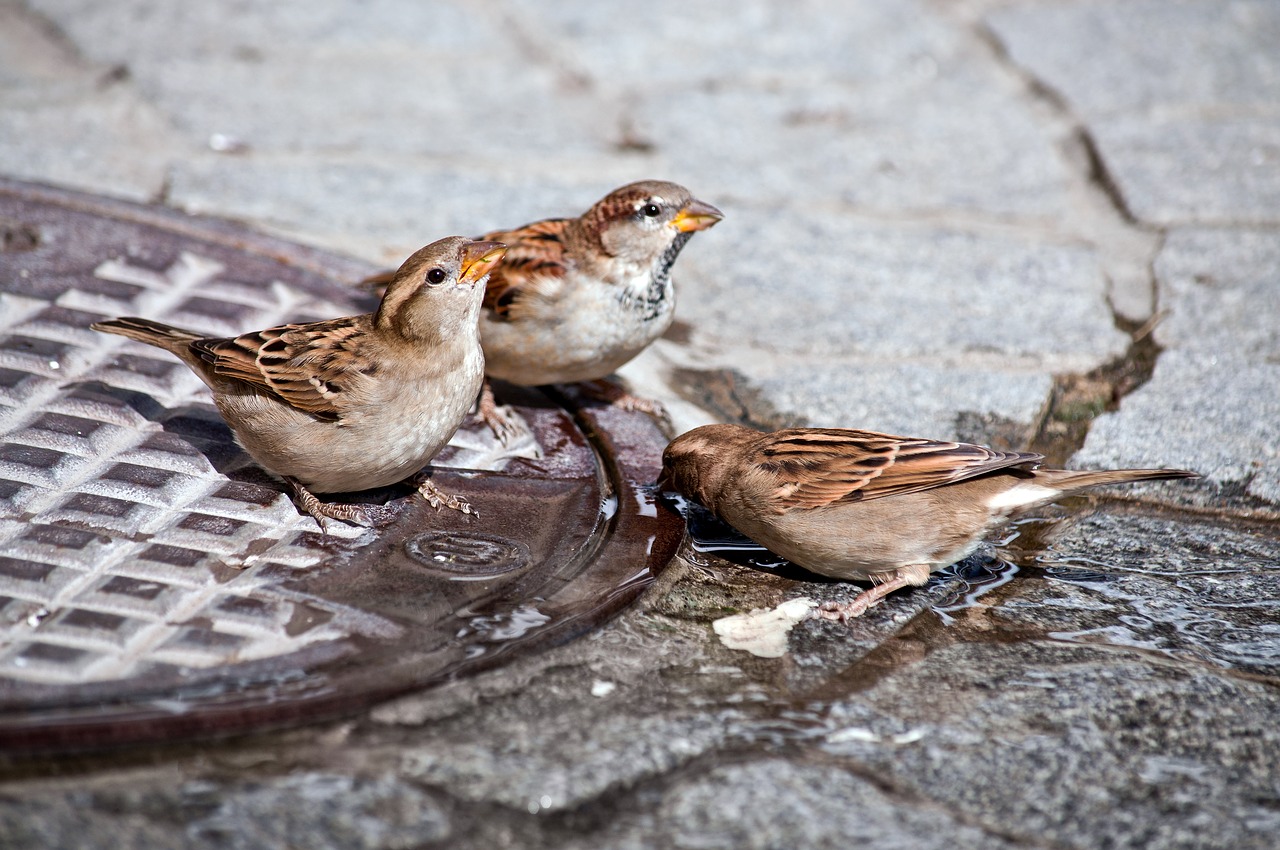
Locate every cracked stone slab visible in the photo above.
<box><xmin>132</xmin><ymin>52</ymin><xmax>607</xmax><ymax>158</ymax></box>
<box><xmin>526</xmin><ymin>0</ymin><xmax>1071</xmax><ymax>220</ymax></box>
<box><xmin>0</xmin><ymin>85</ymin><xmax>178</xmax><ymax>206</ymax></box>
<box><xmin>0</xmin><ymin>3</ymin><xmax>89</xmax><ymax>90</ymax></box>
<box><xmin>1074</xmin><ymin>228</ymin><xmax>1280</xmax><ymax>506</ymax></box>
<box><xmin>1151</xmin><ymin>227</ymin><xmax>1280</xmax><ymax>359</ymax></box>
<box><xmin>27</xmin><ymin>0</ymin><xmax>494</xmax><ymax>61</ymax></box>
<box><xmin>678</xmin><ymin>215</ymin><xmax>1121</xmax><ymax>439</ymax></box>
<box><xmin>1075</xmin><ymin>350</ymin><xmax>1280</xmax><ymax>506</ymax></box>
<box><xmin>629</xmin><ymin>70</ymin><xmax>1074</xmax><ymax>219</ymax></box>
<box><xmin>0</xmin><ymin>4</ymin><xmax>183</xmax><ymax>203</ymax></box>
<box><xmin>684</xmin><ymin>217</ymin><xmax>1125</xmax><ymax>367</ymax></box>
<box><xmin>833</xmin><ymin>640</ymin><xmax>1280</xmax><ymax>850</ymax></box>
<box><xmin>749</xmin><ymin>361</ymin><xmax>1051</xmax><ymax>443</ymax></box>
<box><xmin>518</xmin><ymin>0</ymin><xmax>963</xmax><ymax>87</ymax></box>
<box><xmin>987</xmin><ymin>1</ymin><xmax>1280</xmax><ymax>118</ymax></box>
<box><xmin>1090</xmin><ymin>113</ymin><xmax>1280</xmax><ymax>226</ymax></box>
<box><xmin>987</xmin><ymin>0</ymin><xmax>1280</xmax><ymax>227</ymax></box>
<box><xmin>27</xmin><ymin>0</ymin><xmax>607</xmax><ymax>158</ymax></box>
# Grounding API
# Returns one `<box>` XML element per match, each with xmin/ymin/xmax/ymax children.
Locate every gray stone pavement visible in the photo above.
<box><xmin>1</xmin><ymin>0</ymin><xmax>1278</xmax><ymax>847</ymax></box>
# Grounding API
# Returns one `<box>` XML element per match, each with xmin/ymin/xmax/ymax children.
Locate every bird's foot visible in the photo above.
<box><xmin>813</xmin><ymin>565</ymin><xmax>932</xmax><ymax>623</ymax></box>
<box><xmin>816</xmin><ymin>597</ymin><xmax>873</xmax><ymax>623</ymax></box>
<box><xmin>285</xmin><ymin>477</ymin><xmax>370</xmax><ymax>533</ymax></box>
<box><xmin>417</xmin><ymin>477</ymin><xmax>478</xmax><ymax>517</ymax></box>
<box><xmin>580</xmin><ymin>379</ymin><xmax>672</xmax><ymax>429</ymax></box>
<box><xmin>476</xmin><ymin>379</ymin><xmax>524</xmax><ymax>445</ymax></box>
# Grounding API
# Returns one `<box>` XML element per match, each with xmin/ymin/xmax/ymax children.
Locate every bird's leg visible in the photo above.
<box><xmin>580</xmin><ymin>378</ymin><xmax>671</xmax><ymax>427</ymax></box>
<box><xmin>283</xmin><ymin>476</ymin><xmax>370</xmax><ymax>533</ymax></box>
<box><xmin>817</xmin><ymin>564</ymin><xmax>933</xmax><ymax>622</ymax></box>
<box><xmin>415</xmin><ymin>475</ymin><xmax>477</xmax><ymax>517</ymax></box>
<box><xmin>475</xmin><ymin>378</ymin><xmax>524</xmax><ymax>445</ymax></box>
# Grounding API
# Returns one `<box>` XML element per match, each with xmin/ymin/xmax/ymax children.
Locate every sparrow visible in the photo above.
<box><xmin>92</xmin><ymin>236</ymin><xmax>507</xmax><ymax>530</ymax></box>
<box><xmin>660</xmin><ymin>424</ymin><xmax>1198</xmax><ymax>620</ymax></box>
<box><xmin>363</xmin><ymin>180</ymin><xmax>723</xmax><ymax>439</ymax></box>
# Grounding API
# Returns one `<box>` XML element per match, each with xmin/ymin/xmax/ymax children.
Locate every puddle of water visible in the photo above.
<box><xmin>975</xmin><ymin>508</ymin><xmax>1280</xmax><ymax>675</ymax></box>
<box><xmin>663</xmin><ymin>493</ymin><xmax>823</xmax><ymax>575</ymax></box>
<box><xmin>1035</xmin><ymin>566</ymin><xmax>1280</xmax><ymax>674</ymax></box>
<box><xmin>930</xmin><ymin>557</ymin><xmax>1020</xmax><ymax>624</ymax></box>
<box><xmin>457</xmin><ymin>602</ymin><xmax>554</xmax><ymax>656</ymax></box>
<box><xmin>633</xmin><ymin>484</ymin><xmax>660</xmax><ymax>519</ymax></box>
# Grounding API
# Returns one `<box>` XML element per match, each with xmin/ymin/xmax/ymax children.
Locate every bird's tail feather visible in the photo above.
<box><xmin>90</xmin><ymin>317</ymin><xmax>203</xmax><ymax>353</ymax></box>
<box><xmin>1044</xmin><ymin>467</ymin><xmax>1199</xmax><ymax>494</ymax></box>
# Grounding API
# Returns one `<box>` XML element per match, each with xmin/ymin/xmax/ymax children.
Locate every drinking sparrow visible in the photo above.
<box><xmin>661</xmin><ymin>424</ymin><xmax>1197</xmax><ymax>620</ymax></box>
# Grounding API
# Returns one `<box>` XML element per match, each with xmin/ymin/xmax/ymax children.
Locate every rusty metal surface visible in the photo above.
<box><xmin>0</xmin><ymin>178</ymin><xmax>683</xmax><ymax>753</ymax></box>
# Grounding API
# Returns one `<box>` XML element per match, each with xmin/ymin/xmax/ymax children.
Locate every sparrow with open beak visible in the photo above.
<box><xmin>661</xmin><ymin>424</ymin><xmax>1198</xmax><ymax>620</ymax></box>
<box><xmin>93</xmin><ymin>236</ymin><xmax>506</xmax><ymax>529</ymax></box>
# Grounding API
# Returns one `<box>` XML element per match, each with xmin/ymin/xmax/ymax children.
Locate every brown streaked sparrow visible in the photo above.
<box><xmin>364</xmin><ymin>180</ymin><xmax>722</xmax><ymax>440</ymax></box>
<box><xmin>92</xmin><ymin>236</ymin><xmax>506</xmax><ymax>530</ymax></box>
<box><xmin>660</xmin><ymin>424</ymin><xmax>1198</xmax><ymax>620</ymax></box>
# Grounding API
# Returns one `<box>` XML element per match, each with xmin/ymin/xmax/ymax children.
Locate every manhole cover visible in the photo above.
<box><xmin>0</xmin><ymin>179</ymin><xmax>683</xmax><ymax>753</ymax></box>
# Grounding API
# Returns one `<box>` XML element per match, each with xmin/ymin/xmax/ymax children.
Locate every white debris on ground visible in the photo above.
<box><xmin>712</xmin><ymin>597</ymin><xmax>817</xmax><ymax>658</ymax></box>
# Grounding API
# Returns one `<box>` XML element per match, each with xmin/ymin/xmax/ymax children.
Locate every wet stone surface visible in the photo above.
<box><xmin>1008</xmin><ymin>511</ymin><xmax>1280</xmax><ymax>677</ymax></box>
<box><xmin>5</xmin><ymin>498</ymin><xmax>1278</xmax><ymax>849</ymax></box>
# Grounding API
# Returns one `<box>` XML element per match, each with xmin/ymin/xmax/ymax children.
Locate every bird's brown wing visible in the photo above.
<box><xmin>479</xmin><ymin>218</ymin><xmax>572</xmax><ymax>320</ymax></box>
<box><xmin>190</xmin><ymin>316</ymin><xmax>372</xmax><ymax>422</ymax></box>
<box><xmin>750</xmin><ymin>428</ymin><xmax>1043</xmax><ymax>513</ymax></box>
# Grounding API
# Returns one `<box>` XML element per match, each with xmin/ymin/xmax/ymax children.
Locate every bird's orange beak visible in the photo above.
<box><xmin>459</xmin><ymin>241</ymin><xmax>507</xmax><ymax>286</ymax></box>
<box><xmin>670</xmin><ymin>199</ymin><xmax>724</xmax><ymax>233</ymax></box>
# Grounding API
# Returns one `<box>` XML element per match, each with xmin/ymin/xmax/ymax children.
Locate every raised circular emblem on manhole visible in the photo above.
<box><xmin>0</xmin><ymin>178</ymin><xmax>684</xmax><ymax>754</ymax></box>
<box><xmin>405</xmin><ymin>531</ymin><xmax>530</xmax><ymax>578</ymax></box>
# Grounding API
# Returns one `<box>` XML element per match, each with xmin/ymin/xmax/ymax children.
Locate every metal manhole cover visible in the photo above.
<box><xmin>0</xmin><ymin>178</ymin><xmax>684</xmax><ymax>753</ymax></box>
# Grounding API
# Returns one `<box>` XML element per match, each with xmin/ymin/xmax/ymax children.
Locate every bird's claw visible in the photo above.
<box><xmin>581</xmin><ymin>380</ymin><xmax>672</xmax><ymax>430</ymax></box>
<box><xmin>417</xmin><ymin>478</ymin><xmax>479</xmax><ymax>518</ymax></box>
<box><xmin>478</xmin><ymin>406</ymin><xmax>525</xmax><ymax>446</ymax></box>
<box><xmin>286</xmin><ymin>477</ymin><xmax>371</xmax><ymax>533</ymax></box>
<box><xmin>816</xmin><ymin>598</ymin><xmax>871</xmax><ymax>623</ymax></box>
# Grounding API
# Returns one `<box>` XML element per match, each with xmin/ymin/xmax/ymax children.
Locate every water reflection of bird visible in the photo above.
<box><xmin>92</xmin><ymin>236</ymin><xmax>506</xmax><ymax>530</ymax></box>
<box><xmin>362</xmin><ymin>180</ymin><xmax>723</xmax><ymax>441</ymax></box>
<box><xmin>660</xmin><ymin>424</ymin><xmax>1198</xmax><ymax>620</ymax></box>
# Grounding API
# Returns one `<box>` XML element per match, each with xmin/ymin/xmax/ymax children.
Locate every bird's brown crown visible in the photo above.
<box><xmin>660</xmin><ymin>424</ymin><xmax>759</xmax><ymax>510</ymax></box>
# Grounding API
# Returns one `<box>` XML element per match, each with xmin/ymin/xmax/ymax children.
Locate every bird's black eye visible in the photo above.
<box><xmin>426</xmin><ymin>267</ymin><xmax>447</xmax><ymax>285</ymax></box>
<box><xmin>641</xmin><ymin>202</ymin><xmax>662</xmax><ymax>218</ymax></box>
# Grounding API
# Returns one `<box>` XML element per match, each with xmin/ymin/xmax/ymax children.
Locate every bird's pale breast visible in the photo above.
<box><xmin>218</xmin><ymin>346</ymin><xmax>483</xmax><ymax>493</ymax></box>
<box><xmin>481</xmin><ymin>269</ymin><xmax>674</xmax><ymax>386</ymax></box>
